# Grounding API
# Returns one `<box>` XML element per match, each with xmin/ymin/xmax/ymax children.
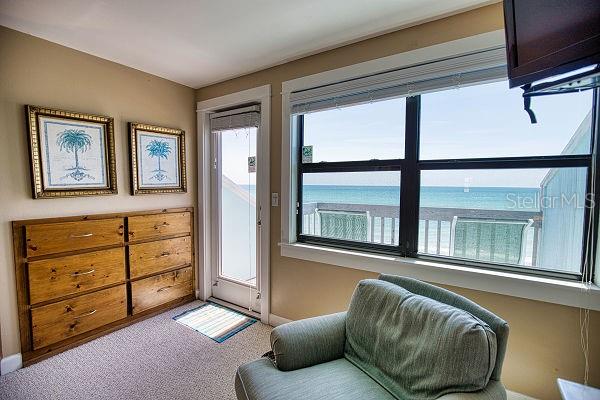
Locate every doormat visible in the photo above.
<box><xmin>173</xmin><ymin>302</ymin><xmax>257</xmax><ymax>343</ymax></box>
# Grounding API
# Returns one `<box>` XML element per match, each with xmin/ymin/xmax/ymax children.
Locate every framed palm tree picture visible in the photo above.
<box><xmin>26</xmin><ymin>105</ymin><xmax>117</xmax><ymax>199</ymax></box>
<box><xmin>128</xmin><ymin>122</ymin><xmax>187</xmax><ymax>195</ymax></box>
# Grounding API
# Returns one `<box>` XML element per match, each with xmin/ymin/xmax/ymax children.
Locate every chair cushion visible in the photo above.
<box><xmin>344</xmin><ymin>279</ymin><xmax>497</xmax><ymax>400</ymax></box>
<box><xmin>235</xmin><ymin>358</ymin><xmax>396</xmax><ymax>400</ymax></box>
<box><xmin>378</xmin><ymin>274</ymin><xmax>509</xmax><ymax>381</ymax></box>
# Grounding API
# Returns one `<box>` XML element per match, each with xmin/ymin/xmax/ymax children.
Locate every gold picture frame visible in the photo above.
<box><xmin>26</xmin><ymin>105</ymin><xmax>118</xmax><ymax>199</ymax></box>
<box><xmin>129</xmin><ymin>122</ymin><xmax>187</xmax><ymax>195</ymax></box>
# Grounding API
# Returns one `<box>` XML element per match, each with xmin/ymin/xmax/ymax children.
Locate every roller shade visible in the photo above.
<box><xmin>210</xmin><ymin>105</ymin><xmax>260</xmax><ymax>131</ymax></box>
<box><xmin>290</xmin><ymin>47</ymin><xmax>507</xmax><ymax>115</ymax></box>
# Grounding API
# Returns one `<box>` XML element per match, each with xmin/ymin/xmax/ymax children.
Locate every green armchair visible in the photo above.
<box><xmin>235</xmin><ymin>275</ymin><xmax>509</xmax><ymax>400</ymax></box>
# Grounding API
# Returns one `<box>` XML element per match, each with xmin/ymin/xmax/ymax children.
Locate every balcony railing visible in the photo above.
<box><xmin>302</xmin><ymin>202</ymin><xmax>543</xmax><ymax>266</ymax></box>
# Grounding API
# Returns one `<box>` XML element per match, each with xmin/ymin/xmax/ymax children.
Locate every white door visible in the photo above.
<box><xmin>210</xmin><ymin>118</ymin><xmax>261</xmax><ymax>313</ymax></box>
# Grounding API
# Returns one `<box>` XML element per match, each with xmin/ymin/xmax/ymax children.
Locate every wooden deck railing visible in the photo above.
<box><xmin>302</xmin><ymin>202</ymin><xmax>543</xmax><ymax>265</ymax></box>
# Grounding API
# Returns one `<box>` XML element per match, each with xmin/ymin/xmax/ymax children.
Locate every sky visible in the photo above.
<box><xmin>303</xmin><ymin>79</ymin><xmax>592</xmax><ymax>187</ymax></box>
<box><xmin>219</xmin><ymin>79</ymin><xmax>593</xmax><ymax>188</ymax></box>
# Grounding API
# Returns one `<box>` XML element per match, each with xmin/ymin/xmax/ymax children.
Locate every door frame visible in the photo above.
<box><xmin>197</xmin><ymin>85</ymin><xmax>271</xmax><ymax>323</ymax></box>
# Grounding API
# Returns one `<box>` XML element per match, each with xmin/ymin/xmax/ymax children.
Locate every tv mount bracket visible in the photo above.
<box><xmin>521</xmin><ymin>65</ymin><xmax>600</xmax><ymax>124</ymax></box>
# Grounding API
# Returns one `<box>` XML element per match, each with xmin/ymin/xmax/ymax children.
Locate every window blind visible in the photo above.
<box><xmin>210</xmin><ymin>105</ymin><xmax>260</xmax><ymax>131</ymax></box>
<box><xmin>290</xmin><ymin>47</ymin><xmax>507</xmax><ymax>115</ymax></box>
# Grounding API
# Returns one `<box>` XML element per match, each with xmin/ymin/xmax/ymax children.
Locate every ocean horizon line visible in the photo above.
<box><xmin>241</xmin><ymin>184</ymin><xmax>540</xmax><ymax>190</ymax></box>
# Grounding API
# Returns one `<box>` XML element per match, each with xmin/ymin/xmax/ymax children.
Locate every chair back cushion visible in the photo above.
<box><xmin>378</xmin><ymin>274</ymin><xmax>509</xmax><ymax>381</ymax></box>
<box><xmin>344</xmin><ymin>279</ymin><xmax>497</xmax><ymax>399</ymax></box>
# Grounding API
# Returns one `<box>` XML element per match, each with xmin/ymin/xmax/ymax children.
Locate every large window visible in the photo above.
<box><xmin>296</xmin><ymin>74</ymin><xmax>597</xmax><ymax>280</ymax></box>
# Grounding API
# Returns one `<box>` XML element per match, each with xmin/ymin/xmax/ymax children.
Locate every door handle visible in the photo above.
<box><xmin>70</xmin><ymin>232</ymin><xmax>93</xmax><ymax>238</ymax></box>
<box><xmin>71</xmin><ymin>269</ymin><xmax>95</xmax><ymax>277</ymax></box>
<box><xmin>73</xmin><ymin>309</ymin><xmax>97</xmax><ymax>319</ymax></box>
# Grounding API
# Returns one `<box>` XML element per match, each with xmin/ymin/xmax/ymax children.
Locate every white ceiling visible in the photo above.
<box><xmin>0</xmin><ymin>0</ymin><xmax>497</xmax><ymax>88</ymax></box>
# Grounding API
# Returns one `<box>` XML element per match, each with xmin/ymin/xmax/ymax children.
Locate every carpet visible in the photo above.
<box><xmin>173</xmin><ymin>303</ymin><xmax>256</xmax><ymax>342</ymax></box>
<box><xmin>0</xmin><ymin>300</ymin><xmax>271</xmax><ymax>400</ymax></box>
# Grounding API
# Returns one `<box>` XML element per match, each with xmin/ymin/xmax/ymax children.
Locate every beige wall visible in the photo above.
<box><xmin>196</xmin><ymin>4</ymin><xmax>599</xmax><ymax>399</ymax></box>
<box><xmin>0</xmin><ymin>26</ymin><xmax>197</xmax><ymax>358</ymax></box>
<box><xmin>1</xmin><ymin>4</ymin><xmax>598</xmax><ymax>399</ymax></box>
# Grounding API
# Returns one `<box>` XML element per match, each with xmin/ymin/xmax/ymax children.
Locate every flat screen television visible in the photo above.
<box><xmin>504</xmin><ymin>0</ymin><xmax>600</xmax><ymax>88</ymax></box>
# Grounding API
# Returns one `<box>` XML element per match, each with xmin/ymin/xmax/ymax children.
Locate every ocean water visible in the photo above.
<box><xmin>241</xmin><ymin>184</ymin><xmax>540</xmax><ymax>264</ymax></box>
<box><xmin>301</xmin><ymin>185</ymin><xmax>540</xmax><ymax>263</ymax></box>
<box><xmin>244</xmin><ymin>185</ymin><xmax>541</xmax><ymax>210</ymax></box>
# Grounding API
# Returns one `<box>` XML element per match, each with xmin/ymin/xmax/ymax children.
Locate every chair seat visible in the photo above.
<box><xmin>235</xmin><ymin>358</ymin><xmax>396</xmax><ymax>400</ymax></box>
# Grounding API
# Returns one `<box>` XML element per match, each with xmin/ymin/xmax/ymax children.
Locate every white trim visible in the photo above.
<box><xmin>268</xmin><ymin>314</ymin><xmax>292</xmax><ymax>327</ymax></box>
<box><xmin>197</xmin><ymin>110</ymin><xmax>212</xmax><ymax>301</ymax></box>
<box><xmin>197</xmin><ymin>84</ymin><xmax>271</xmax><ymax>324</ymax></box>
<box><xmin>288</xmin><ymin>49</ymin><xmax>506</xmax><ymax>113</ymax></box>
<box><xmin>280</xmin><ymin>243</ymin><xmax>600</xmax><ymax>311</ymax></box>
<box><xmin>198</xmin><ymin>85</ymin><xmax>272</xmax><ymax>111</ymax></box>
<box><xmin>281</xmin><ymin>30</ymin><xmax>505</xmax><ymax>94</ymax></box>
<box><xmin>507</xmin><ymin>391</ymin><xmax>537</xmax><ymax>400</ymax></box>
<box><xmin>0</xmin><ymin>353</ymin><xmax>22</xmax><ymax>375</ymax></box>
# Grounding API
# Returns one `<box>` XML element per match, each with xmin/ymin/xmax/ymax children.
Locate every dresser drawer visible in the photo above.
<box><xmin>129</xmin><ymin>236</ymin><xmax>192</xmax><ymax>279</ymax></box>
<box><xmin>31</xmin><ymin>285</ymin><xmax>127</xmax><ymax>350</ymax></box>
<box><xmin>131</xmin><ymin>267</ymin><xmax>193</xmax><ymax>314</ymax></box>
<box><xmin>25</xmin><ymin>218</ymin><xmax>124</xmax><ymax>258</ymax></box>
<box><xmin>28</xmin><ymin>248</ymin><xmax>126</xmax><ymax>305</ymax></box>
<box><xmin>128</xmin><ymin>212</ymin><xmax>191</xmax><ymax>242</ymax></box>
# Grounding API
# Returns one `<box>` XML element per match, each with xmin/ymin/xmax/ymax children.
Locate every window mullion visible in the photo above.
<box><xmin>296</xmin><ymin>115</ymin><xmax>305</xmax><ymax>240</ymax></box>
<box><xmin>301</xmin><ymin>160</ymin><xmax>403</xmax><ymax>173</ymax></box>
<box><xmin>400</xmin><ymin>96</ymin><xmax>421</xmax><ymax>257</ymax></box>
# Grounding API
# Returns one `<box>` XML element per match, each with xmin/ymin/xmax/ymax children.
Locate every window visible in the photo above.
<box><xmin>301</xmin><ymin>171</ymin><xmax>401</xmax><ymax>247</ymax></box>
<box><xmin>303</xmin><ymin>98</ymin><xmax>406</xmax><ymax>162</ymax></box>
<box><xmin>298</xmin><ymin>98</ymin><xmax>406</xmax><ymax>252</ymax></box>
<box><xmin>419</xmin><ymin>81</ymin><xmax>592</xmax><ymax>159</ymax></box>
<box><xmin>294</xmin><ymin>55</ymin><xmax>598</xmax><ymax>280</ymax></box>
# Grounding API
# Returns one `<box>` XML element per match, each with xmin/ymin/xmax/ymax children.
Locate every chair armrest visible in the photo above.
<box><xmin>270</xmin><ymin>312</ymin><xmax>346</xmax><ymax>371</ymax></box>
<box><xmin>436</xmin><ymin>380</ymin><xmax>507</xmax><ymax>400</ymax></box>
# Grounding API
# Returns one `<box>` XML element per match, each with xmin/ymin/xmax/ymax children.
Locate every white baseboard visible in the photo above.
<box><xmin>1</xmin><ymin>353</ymin><xmax>22</xmax><ymax>375</ymax></box>
<box><xmin>507</xmin><ymin>390</ymin><xmax>537</xmax><ymax>400</ymax></box>
<box><xmin>268</xmin><ymin>314</ymin><xmax>292</xmax><ymax>327</ymax></box>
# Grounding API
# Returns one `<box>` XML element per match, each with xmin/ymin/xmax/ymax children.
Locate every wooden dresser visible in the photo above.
<box><xmin>12</xmin><ymin>207</ymin><xmax>195</xmax><ymax>365</ymax></box>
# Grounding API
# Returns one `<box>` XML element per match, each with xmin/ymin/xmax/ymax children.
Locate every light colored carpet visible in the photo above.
<box><xmin>0</xmin><ymin>301</ymin><xmax>272</xmax><ymax>400</ymax></box>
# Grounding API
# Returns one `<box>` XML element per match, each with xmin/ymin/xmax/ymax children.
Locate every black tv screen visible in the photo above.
<box><xmin>504</xmin><ymin>0</ymin><xmax>600</xmax><ymax>88</ymax></box>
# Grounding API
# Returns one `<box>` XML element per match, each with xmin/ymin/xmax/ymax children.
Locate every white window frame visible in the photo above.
<box><xmin>279</xmin><ymin>30</ymin><xmax>600</xmax><ymax>311</ymax></box>
<box><xmin>197</xmin><ymin>85</ymin><xmax>271</xmax><ymax>323</ymax></box>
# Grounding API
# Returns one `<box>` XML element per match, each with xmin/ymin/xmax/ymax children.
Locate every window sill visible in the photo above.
<box><xmin>279</xmin><ymin>242</ymin><xmax>600</xmax><ymax>311</ymax></box>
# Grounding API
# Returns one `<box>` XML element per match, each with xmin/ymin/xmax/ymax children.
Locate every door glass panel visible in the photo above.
<box><xmin>220</xmin><ymin>127</ymin><xmax>257</xmax><ymax>285</ymax></box>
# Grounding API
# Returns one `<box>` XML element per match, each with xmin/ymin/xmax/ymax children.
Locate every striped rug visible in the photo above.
<box><xmin>173</xmin><ymin>303</ymin><xmax>257</xmax><ymax>343</ymax></box>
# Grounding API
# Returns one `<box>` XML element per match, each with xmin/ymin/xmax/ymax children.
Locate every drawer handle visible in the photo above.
<box><xmin>158</xmin><ymin>251</ymin><xmax>171</xmax><ymax>258</ymax></box>
<box><xmin>70</xmin><ymin>232</ymin><xmax>94</xmax><ymax>238</ymax></box>
<box><xmin>157</xmin><ymin>285</ymin><xmax>173</xmax><ymax>293</ymax></box>
<box><xmin>74</xmin><ymin>309</ymin><xmax>97</xmax><ymax>319</ymax></box>
<box><xmin>153</xmin><ymin>222</ymin><xmax>170</xmax><ymax>229</ymax></box>
<box><xmin>71</xmin><ymin>269</ymin><xmax>96</xmax><ymax>277</ymax></box>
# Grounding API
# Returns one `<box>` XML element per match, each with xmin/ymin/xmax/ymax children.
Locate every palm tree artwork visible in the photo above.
<box><xmin>146</xmin><ymin>139</ymin><xmax>171</xmax><ymax>181</ymax></box>
<box><xmin>56</xmin><ymin>129</ymin><xmax>94</xmax><ymax>181</ymax></box>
